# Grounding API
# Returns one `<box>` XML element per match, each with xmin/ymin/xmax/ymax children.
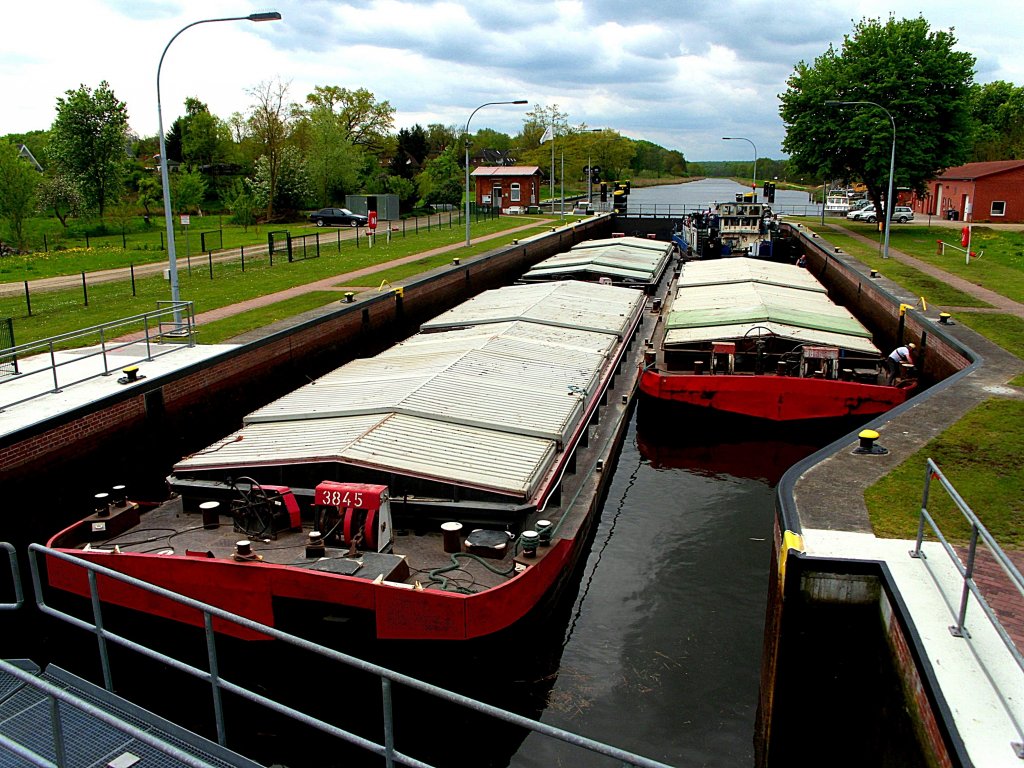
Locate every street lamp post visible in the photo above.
<box><xmin>825</xmin><ymin>100</ymin><xmax>896</xmax><ymax>259</ymax></box>
<box><xmin>158</xmin><ymin>12</ymin><xmax>281</xmax><ymax>327</ymax></box>
<box><xmin>722</xmin><ymin>137</ymin><xmax>757</xmax><ymax>200</ymax></box>
<box><xmin>464</xmin><ymin>100</ymin><xmax>528</xmax><ymax>247</ymax></box>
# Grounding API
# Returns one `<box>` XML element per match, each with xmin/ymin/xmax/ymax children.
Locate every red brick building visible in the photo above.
<box><xmin>911</xmin><ymin>160</ymin><xmax>1024</xmax><ymax>223</ymax></box>
<box><xmin>470</xmin><ymin>166</ymin><xmax>543</xmax><ymax>212</ymax></box>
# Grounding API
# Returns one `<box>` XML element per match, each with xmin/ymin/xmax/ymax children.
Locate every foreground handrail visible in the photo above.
<box><xmin>26</xmin><ymin>543</ymin><xmax>674</xmax><ymax>768</ymax></box>
<box><xmin>911</xmin><ymin>458</ymin><xmax>1024</xmax><ymax>755</ymax></box>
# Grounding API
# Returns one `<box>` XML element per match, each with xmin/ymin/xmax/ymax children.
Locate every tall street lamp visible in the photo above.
<box><xmin>826</xmin><ymin>100</ymin><xmax>896</xmax><ymax>259</ymax></box>
<box><xmin>464</xmin><ymin>100</ymin><xmax>528</xmax><ymax>247</ymax></box>
<box><xmin>722</xmin><ymin>137</ymin><xmax>757</xmax><ymax>200</ymax></box>
<box><xmin>158</xmin><ymin>12</ymin><xmax>281</xmax><ymax>327</ymax></box>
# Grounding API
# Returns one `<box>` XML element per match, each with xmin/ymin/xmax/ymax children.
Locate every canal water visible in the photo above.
<box><xmin>2</xmin><ymin>181</ymin><xmax>871</xmax><ymax>767</ymax></box>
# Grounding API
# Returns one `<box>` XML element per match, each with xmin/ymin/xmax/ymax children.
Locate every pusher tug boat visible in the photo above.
<box><xmin>638</xmin><ymin>257</ymin><xmax>916</xmax><ymax>423</ymax></box>
<box><xmin>48</xmin><ymin>262</ymin><xmax>669</xmax><ymax>642</ymax></box>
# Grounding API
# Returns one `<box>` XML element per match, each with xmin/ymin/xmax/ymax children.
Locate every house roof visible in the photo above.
<box><xmin>937</xmin><ymin>160</ymin><xmax>1024</xmax><ymax>181</ymax></box>
<box><xmin>471</xmin><ymin>166</ymin><xmax>542</xmax><ymax>178</ymax></box>
<box><xmin>17</xmin><ymin>144</ymin><xmax>43</xmax><ymax>172</ymax></box>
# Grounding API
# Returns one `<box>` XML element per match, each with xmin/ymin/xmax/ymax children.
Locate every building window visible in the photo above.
<box><xmin>510</xmin><ymin>183</ymin><xmax>521</xmax><ymax>202</ymax></box>
<box><xmin>991</xmin><ymin>201</ymin><xmax>1006</xmax><ymax>217</ymax></box>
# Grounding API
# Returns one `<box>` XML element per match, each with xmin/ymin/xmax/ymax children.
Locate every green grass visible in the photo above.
<box><xmin>196</xmin><ymin>292</ymin><xmax>344</xmax><ymax>344</ymax></box>
<box><xmin>865</xmin><ymin>399</ymin><xmax>1024</xmax><ymax>544</ymax></box>
<box><xmin>0</xmin><ymin>211</ymin><xmax>479</xmax><ymax>280</ymax></box>
<box><xmin>801</xmin><ymin>225</ymin><xmax>991</xmax><ymax>308</ymax></box>
<box><xmin>1010</xmin><ymin>373</ymin><xmax>1024</xmax><ymax>388</ymax></box>
<box><xmin>805</xmin><ymin>220</ymin><xmax>1024</xmax><ymax>305</ymax></box>
<box><xmin>955</xmin><ymin>313</ymin><xmax>1024</xmax><ymax>360</ymax></box>
<box><xmin>1</xmin><ymin>216</ymin><xmax>552</xmax><ymax>347</ymax></box>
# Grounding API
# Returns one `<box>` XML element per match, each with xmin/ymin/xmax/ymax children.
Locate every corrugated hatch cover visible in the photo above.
<box><xmin>175</xmin><ymin>282</ymin><xmax>644</xmax><ymax>500</ymax></box>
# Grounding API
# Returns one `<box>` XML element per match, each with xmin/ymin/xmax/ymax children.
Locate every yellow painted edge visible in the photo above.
<box><xmin>779</xmin><ymin>530</ymin><xmax>805</xmax><ymax>583</ymax></box>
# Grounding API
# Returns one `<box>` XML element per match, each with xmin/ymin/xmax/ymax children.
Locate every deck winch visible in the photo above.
<box><xmin>229</xmin><ymin>479</ymin><xmax>301</xmax><ymax>540</ymax></box>
<box><xmin>313</xmin><ymin>482</ymin><xmax>393</xmax><ymax>554</ymax></box>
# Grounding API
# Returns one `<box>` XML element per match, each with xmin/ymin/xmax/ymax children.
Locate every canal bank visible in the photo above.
<box><xmin>758</xmin><ymin>223</ymin><xmax>1024</xmax><ymax>768</ymax></box>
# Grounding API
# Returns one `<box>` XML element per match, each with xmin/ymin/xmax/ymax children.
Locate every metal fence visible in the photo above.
<box><xmin>22</xmin><ymin>544</ymin><xmax>675</xmax><ymax>768</ymax></box>
<box><xmin>0</xmin><ymin>302</ymin><xmax>195</xmax><ymax>413</ymax></box>
<box><xmin>911</xmin><ymin>457</ymin><xmax>1024</xmax><ymax>756</ymax></box>
<box><xmin>0</xmin><ymin>318</ymin><xmax>15</xmax><ymax>376</ymax></box>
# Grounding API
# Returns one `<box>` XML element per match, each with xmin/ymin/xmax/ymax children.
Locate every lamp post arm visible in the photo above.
<box><xmin>463</xmin><ymin>100</ymin><xmax>527</xmax><ymax>246</ymax></box>
<box><xmin>158</xmin><ymin>13</ymin><xmax>280</xmax><ymax>323</ymax></box>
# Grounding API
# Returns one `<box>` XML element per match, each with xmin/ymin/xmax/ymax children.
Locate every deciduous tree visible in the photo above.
<box><xmin>780</xmin><ymin>15</ymin><xmax>975</xmax><ymax>219</ymax></box>
<box><xmin>0</xmin><ymin>140</ymin><xmax>39</xmax><ymax>252</ymax></box>
<box><xmin>247</xmin><ymin>79</ymin><xmax>292</xmax><ymax>220</ymax></box>
<box><xmin>37</xmin><ymin>173</ymin><xmax>83</xmax><ymax>226</ymax></box>
<box><xmin>49</xmin><ymin>81</ymin><xmax>131</xmax><ymax>218</ymax></box>
<box><xmin>305</xmin><ymin>85</ymin><xmax>394</xmax><ymax>151</ymax></box>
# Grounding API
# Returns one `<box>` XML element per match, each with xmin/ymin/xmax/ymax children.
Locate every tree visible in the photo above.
<box><xmin>417</xmin><ymin>146</ymin><xmax>463</xmax><ymax>208</ymax></box>
<box><xmin>171</xmin><ymin>167</ymin><xmax>208</xmax><ymax>215</ymax></box>
<box><xmin>247</xmin><ymin>79</ymin><xmax>292</xmax><ymax>220</ymax></box>
<box><xmin>304</xmin><ymin>85</ymin><xmax>395</xmax><ymax>151</ymax></box>
<box><xmin>37</xmin><ymin>173</ymin><xmax>83</xmax><ymax>226</ymax></box>
<box><xmin>247</xmin><ymin>145</ymin><xmax>311</xmax><ymax>219</ymax></box>
<box><xmin>780</xmin><ymin>16</ymin><xmax>975</xmax><ymax>220</ymax></box>
<box><xmin>391</xmin><ymin>125</ymin><xmax>429</xmax><ymax>178</ymax></box>
<box><xmin>0</xmin><ymin>140</ymin><xmax>39</xmax><ymax>252</ymax></box>
<box><xmin>180</xmin><ymin>97</ymin><xmax>230</xmax><ymax>169</ymax></box>
<box><xmin>425</xmin><ymin>123</ymin><xmax>460</xmax><ymax>155</ymax></box>
<box><xmin>224</xmin><ymin>178</ymin><xmax>257</xmax><ymax>230</ymax></box>
<box><xmin>49</xmin><ymin>81</ymin><xmax>131</xmax><ymax>218</ymax></box>
<box><xmin>968</xmin><ymin>81</ymin><xmax>1024</xmax><ymax>161</ymax></box>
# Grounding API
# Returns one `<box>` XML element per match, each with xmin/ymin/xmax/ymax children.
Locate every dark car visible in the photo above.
<box><xmin>308</xmin><ymin>207</ymin><xmax>368</xmax><ymax>227</ymax></box>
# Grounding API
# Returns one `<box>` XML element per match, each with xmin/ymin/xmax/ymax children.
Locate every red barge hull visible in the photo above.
<box><xmin>639</xmin><ymin>368</ymin><xmax>912</xmax><ymax>422</ymax></box>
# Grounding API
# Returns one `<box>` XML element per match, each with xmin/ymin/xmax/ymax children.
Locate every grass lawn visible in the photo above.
<box><xmin>804</xmin><ymin>219</ymin><xmax>1024</xmax><ymax>304</ymax></box>
<box><xmin>865</xmin><ymin>399</ymin><xmax>1024</xmax><ymax>545</ymax></box>
<box><xmin>955</xmin><ymin>313</ymin><xmax>1024</xmax><ymax>360</ymax></box>
<box><xmin>2</xmin><ymin>217</ymin><xmax>557</xmax><ymax>347</ymax></box>
<box><xmin>798</xmin><ymin>224</ymin><xmax>991</xmax><ymax>308</ymax></box>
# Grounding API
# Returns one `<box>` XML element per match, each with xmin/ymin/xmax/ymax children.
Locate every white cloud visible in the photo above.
<box><xmin>3</xmin><ymin>0</ymin><xmax>1022</xmax><ymax>161</ymax></box>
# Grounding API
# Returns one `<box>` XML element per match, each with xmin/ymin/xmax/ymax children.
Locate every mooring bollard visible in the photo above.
<box><xmin>853</xmin><ymin>429</ymin><xmax>888</xmax><ymax>455</ymax></box>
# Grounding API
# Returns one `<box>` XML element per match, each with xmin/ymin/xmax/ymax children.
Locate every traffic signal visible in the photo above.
<box><xmin>600</xmin><ymin>182</ymin><xmax>608</xmax><ymax>202</ymax></box>
<box><xmin>766</xmin><ymin>182</ymin><xmax>776</xmax><ymax>203</ymax></box>
<box><xmin>591</xmin><ymin>165</ymin><xmax>600</xmax><ymax>184</ymax></box>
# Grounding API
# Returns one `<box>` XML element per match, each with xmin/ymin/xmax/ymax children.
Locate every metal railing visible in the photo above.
<box><xmin>625</xmin><ymin>202</ymin><xmax>828</xmax><ymax>218</ymax></box>
<box><xmin>910</xmin><ymin>458</ymin><xmax>1024</xmax><ymax>755</ymax></box>
<box><xmin>0</xmin><ymin>302</ymin><xmax>195</xmax><ymax>413</ymax></box>
<box><xmin>24</xmin><ymin>543</ymin><xmax>675</xmax><ymax>768</ymax></box>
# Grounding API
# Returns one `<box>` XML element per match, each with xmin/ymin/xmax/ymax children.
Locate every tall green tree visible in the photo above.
<box><xmin>305</xmin><ymin>85</ymin><xmax>394</xmax><ymax>151</ymax></box>
<box><xmin>780</xmin><ymin>16</ymin><xmax>975</xmax><ymax>220</ymax></box>
<box><xmin>247</xmin><ymin>79</ymin><xmax>292</xmax><ymax>220</ymax></box>
<box><xmin>391</xmin><ymin>125</ymin><xmax>429</xmax><ymax>178</ymax></box>
<box><xmin>417</xmin><ymin>146</ymin><xmax>463</xmax><ymax>207</ymax></box>
<box><xmin>0</xmin><ymin>140</ymin><xmax>39</xmax><ymax>252</ymax></box>
<box><xmin>968</xmin><ymin>81</ymin><xmax>1024</xmax><ymax>161</ymax></box>
<box><xmin>49</xmin><ymin>81</ymin><xmax>131</xmax><ymax>218</ymax></box>
<box><xmin>180</xmin><ymin>97</ymin><xmax>231</xmax><ymax>169</ymax></box>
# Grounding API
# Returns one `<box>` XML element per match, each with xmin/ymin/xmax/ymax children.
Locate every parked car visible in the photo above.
<box><xmin>308</xmin><ymin>207</ymin><xmax>368</xmax><ymax>227</ymax></box>
<box><xmin>846</xmin><ymin>205</ymin><xmax>914</xmax><ymax>224</ymax></box>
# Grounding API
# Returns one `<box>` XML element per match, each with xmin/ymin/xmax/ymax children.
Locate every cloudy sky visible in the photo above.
<box><xmin>4</xmin><ymin>0</ymin><xmax>1021</xmax><ymax>161</ymax></box>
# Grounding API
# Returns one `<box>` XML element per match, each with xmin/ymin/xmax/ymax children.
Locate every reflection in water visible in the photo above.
<box><xmin>508</xmin><ymin>404</ymin><xmax>840</xmax><ymax>768</ymax></box>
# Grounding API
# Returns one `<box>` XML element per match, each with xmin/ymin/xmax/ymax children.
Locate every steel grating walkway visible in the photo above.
<box><xmin>0</xmin><ymin>660</ymin><xmax>260</xmax><ymax>768</ymax></box>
